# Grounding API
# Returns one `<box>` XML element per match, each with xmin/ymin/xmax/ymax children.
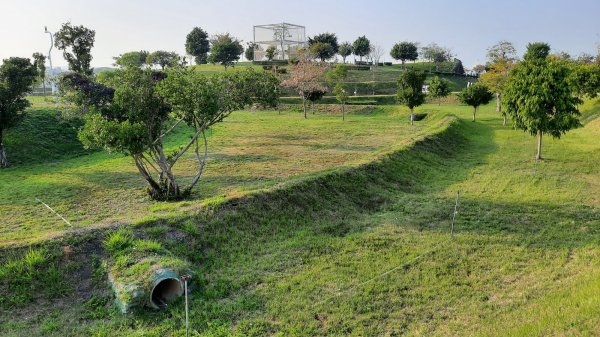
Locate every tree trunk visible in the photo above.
<box><xmin>302</xmin><ymin>97</ymin><xmax>307</xmax><ymax>119</ymax></box>
<box><xmin>342</xmin><ymin>103</ymin><xmax>345</xmax><ymax>121</ymax></box>
<box><xmin>311</xmin><ymin>101</ymin><xmax>314</xmax><ymax>115</ymax></box>
<box><xmin>503</xmin><ymin>115</ymin><xmax>507</xmax><ymax>126</ymax></box>
<box><xmin>0</xmin><ymin>129</ymin><xmax>8</xmax><ymax>168</ymax></box>
<box><xmin>472</xmin><ymin>107</ymin><xmax>477</xmax><ymax>122</ymax></box>
<box><xmin>496</xmin><ymin>92</ymin><xmax>501</xmax><ymax>112</ymax></box>
<box><xmin>410</xmin><ymin>108</ymin><xmax>414</xmax><ymax>126</ymax></box>
<box><xmin>536</xmin><ymin>130</ymin><xmax>543</xmax><ymax>161</ymax></box>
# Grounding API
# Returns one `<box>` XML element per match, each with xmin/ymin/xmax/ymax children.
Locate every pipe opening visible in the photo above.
<box><xmin>151</xmin><ymin>277</ymin><xmax>182</xmax><ymax>309</ymax></box>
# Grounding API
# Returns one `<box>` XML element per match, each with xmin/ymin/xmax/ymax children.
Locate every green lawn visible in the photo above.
<box><xmin>0</xmin><ymin>100</ymin><xmax>439</xmax><ymax>247</ymax></box>
<box><xmin>1</xmin><ymin>97</ymin><xmax>599</xmax><ymax>336</ymax></box>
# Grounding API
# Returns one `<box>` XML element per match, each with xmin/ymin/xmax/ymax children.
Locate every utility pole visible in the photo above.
<box><xmin>44</xmin><ymin>26</ymin><xmax>54</xmax><ymax>94</ymax></box>
<box><xmin>44</xmin><ymin>26</ymin><xmax>58</xmax><ymax>108</ymax></box>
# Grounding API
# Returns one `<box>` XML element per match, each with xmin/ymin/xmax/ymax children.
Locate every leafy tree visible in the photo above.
<box><xmin>480</xmin><ymin>40</ymin><xmax>518</xmax><ymax>125</ymax></box>
<box><xmin>487</xmin><ymin>40</ymin><xmax>517</xmax><ymax>63</ymax></box>
<box><xmin>185</xmin><ymin>27</ymin><xmax>210</xmax><ymax>64</ymax></box>
<box><xmin>570</xmin><ymin>62</ymin><xmax>600</xmax><ymax>98</ymax></box>
<box><xmin>338</xmin><ymin>42</ymin><xmax>353</xmax><ymax>63</ymax></box>
<box><xmin>352</xmin><ymin>36</ymin><xmax>371</xmax><ymax>62</ymax></box>
<box><xmin>327</xmin><ymin>64</ymin><xmax>349</xmax><ymax>120</ymax></box>
<box><xmin>396</xmin><ymin>70</ymin><xmax>426</xmax><ymax>125</ymax></box>
<box><xmin>390</xmin><ymin>42</ymin><xmax>418</xmax><ymax>65</ymax></box>
<box><xmin>310</xmin><ymin>42</ymin><xmax>335</xmax><ymax>62</ymax></box>
<box><xmin>334</xmin><ymin>84</ymin><xmax>349</xmax><ymax>120</ymax></box>
<box><xmin>504</xmin><ymin>43</ymin><xmax>582</xmax><ymax>160</ymax></box>
<box><xmin>207</xmin><ymin>33</ymin><xmax>244</xmax><ymax>69</ymax></box>
<box><xmin>281</xmin><ymin>52</ymin><xmax>328</xmax><ymax>118</ymax></box>
<box><xmin>524</xmin><ymin>42</ymin><xmax>551</xmax><ymax>61</ymax></box>
<box><xmin>54</xmin><ymin>22</ymin><xmax>95</xmax><ymax>76</ymax></box>
<box><xmin>73</xmin><ymin>66</ymin><xmax>276</xmax><ymax>199</ymax></box>
<box><xmin>146</xmin><ymin>51</ymin><xmax>181</xmax><ymax>69</ymax></box>
<box><xmin>245</xmin><ymin>42</ymin><xmax>258</xmax><ymax>61</ymax></box>
<box><xmin>428</xmin><ymin>76</ymin><xmax>451</xmax><ymax>105</ymax></box>
<box><xmin>0</xmin><ymin>57</ymin><xmax>38</xmax><ymax>167</ymax></box>
<box><xmin>421</xmin><ymin>43</ymin><xmax>452</xmax><ymax>63</ymax></box>
<box><xmin>113</xmin><ymin>51</ymin><xmax>149</xmax><ymax>68</ymax></box>
<box><xmin>452</xmin><ymin>58</ymin><xmax>465</xmax><ymax>75</ymax></box>
<box><xmin>265</xmin><ymin>46</ymin><xmax>278</xmax><ymax>61</ymax></box>
<box><xmin>306</xmin><ymin>89</ymin><xmax>327</xmax><ymax>114</ymax></box>
<box><xmin>308</xmin><ymin>33</ymin><xmax>339</xmax><ymax>56</ymax></box>
<box><xmin>458</xmin><ymin>83</ymin><xmax>493</xmax><ymax>121</ymax></box>
<box><xmin>32</xmin><ymin>52</ymin><xmax>47</xmax><ymax>95</ymax></box>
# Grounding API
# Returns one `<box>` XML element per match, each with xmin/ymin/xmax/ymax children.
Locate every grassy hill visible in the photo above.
<box><xmin>0</xmin><ymin>101</ymin><xmax>436</xmax><ymax>247</ymax></box>
<box><xmin>1</xmin><ymin>98</ymin><xmax>599</xmax><ymax>336</ymax></box>
<box><xmin>193</xmin><ymin>61</ymin><xmax>474</xmax><ymax>96</ymax></box>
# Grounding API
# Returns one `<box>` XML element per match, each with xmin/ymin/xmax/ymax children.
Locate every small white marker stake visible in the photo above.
<box><xmin>36</xmin><ymin>198</ymin><xmax>73</xmax><ymax>227</ymax></box>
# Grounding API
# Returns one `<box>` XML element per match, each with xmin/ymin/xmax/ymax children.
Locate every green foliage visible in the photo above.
<box><xmin>308</xmin><ymin>33</ymin><xmax>339</xmax><ymax>53</ymax></box>
<box><xmin>265</xmin><ymin>45</ymin><xmax>278</xmax><ymax>61</ymax></box>
<box><xmin>103</xmin><ymin>228</ymin><xmax>135</xmax><ymax>255</ymax></box>
<box><xmin>504</xmin><ymin>43</ymin><xmax>582</xmax><ymax>158</ymax></box>
<box><xmin>352</xmin><ymin>36</ymin><xmax>371</xmax><ymax>61</ymax></box>
<box><xmin>186</xmin><ymin>27</ymin><xmax>210</xmax><ymax>65</ymax></box>
<box><xmin>54</xmin><ymin>22</ymin><xmax>95</xmax><ymax>76</ymax></box>
<box><xmin>452</xmin><ymin>58</ymin><xmax>465</xmax><ymax>75</ymax></box>
<box><xmin>338</xmin><ymin>42</ymin><xmax>353</xmax><ymax>63</ymax></box>
<box><xmin>31</xmin><ymin>52</ymin><xmax>47</xmax><ymax>86</ymax></box>
<box><xmin>207</xmin><ymin>33</ymin><xmax>244</xmax><ymax>68</ymax></box>
<box><xmin>0</xmin><ymin>57</ymin><xmax>37</xmax><ymax>167</ymax></box>
<box><xmin>570</xmin><ymin>62</ymin><xmax>600</xmax><ymax>98</ymax></box>
<box><xmin>396</xmin><ymin>70</ymin><xmax>426</xmax><ymax>110</ymax></box>
<box><xmin>245</xmin><ymin>42</ymin><xmax>258</xmax><ymax>61</ymax></box>
<box><xmin>146</xmin><ymin>50</ymin><xmax>181</xmax><ymax>69</ymax></box>
<box><xmin>326</xmin><ymin>64</ymin><xmax>349</xmax><ymax>86</ymax></box>
<box><xmin>309</xmin><ymin>42</ymin><xmax>335</xmax><ymax>61</ymax></box>
<box><xmin>458</xmin><ymin>83</ymin><xmax>493</xmax><ymax>120</ymax></box>
<box><xmin>421</xmin><ymin>43</ymin><xmax>452</xmax><ymax>63</ymax></box>
<box><xmin>308</xmin><ymin>33</ymin><xmax>338</xmax><ymax>61</ymax></box>
<box><xmin>113</xmin><ymin>51</ymin><xmax>149</xmax><ymax>68</ymax></box>
<box><xmin>0</xmin><ymin>248</ymin><xmax>71</xmax><ymax>309</ymax></box>
<box><xmin>524</xmin><ymin>42</ymin><xmax>551</xmax><ymax>61</ymax></box>
<box><xmin>390</xmin><ymin>41</ymin><xmax>419</xmax><ymax>64</ymax></box>
<box><xmin>428</xmin><ymin>76</ymin><xmax>451</xmax><ymax>104</ymax></box>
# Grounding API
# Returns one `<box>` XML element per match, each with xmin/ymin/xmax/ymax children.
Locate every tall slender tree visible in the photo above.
<box><xmin>352</xmin><ymin>36</ymin><xmax>371</xmax><ymax>62</ymax></box>
<box><xmin>32</xmin><ymin>53</ymin><xmax>47</xmax><ymax>95</ymax></box>
<box><xmin>480</xmin><ymin>40</ymin><xmax>518</xmax><ymax>125</ymax></box>
<box><xmin>54</xmin><ymin>22</ymin><xmax>95</xmax><ymax>76</ymax></box>
<box><xmin>396</xmin><ymin>70</ymin><xmax>426</xmax><ymax>125</ymax></box>
<box><xmin>338</xmin><ymin>42</ymin><xmax>353</xmax><ymax>63</ymax></box>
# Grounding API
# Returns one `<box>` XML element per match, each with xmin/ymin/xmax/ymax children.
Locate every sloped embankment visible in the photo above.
<box><xmin>0</xmin><ymin>113</ymin><xmax>465</xmax><ymax>334</ymax></box>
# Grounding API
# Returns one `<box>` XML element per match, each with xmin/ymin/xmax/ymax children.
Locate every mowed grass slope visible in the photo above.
<box><xmin>0</xmin><ymin>101</ymin><xmax>438</xmax><ymax>247</ymax></box>
<box><xmin>1</xmin><ymin>98</ymin><xmax>599</xmax><ymax>336</ymax></box>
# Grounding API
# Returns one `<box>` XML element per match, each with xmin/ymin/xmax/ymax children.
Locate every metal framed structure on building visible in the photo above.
<box><xmin>253</xmin><ymin>22</ymin><xmax>306</xmax><ymax>61</ymax></box>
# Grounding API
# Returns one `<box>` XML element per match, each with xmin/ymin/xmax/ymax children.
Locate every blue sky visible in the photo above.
<box><xmin>1</xmin><ymin>0</ymin><xmax>598</xmax><ymax>68</ymax></box>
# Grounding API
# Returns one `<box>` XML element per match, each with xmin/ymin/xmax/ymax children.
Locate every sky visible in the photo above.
<box><xmin>1</xmin><ymin>0</ymin><xmax>599</xmax><ymax>69</ymax></box>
